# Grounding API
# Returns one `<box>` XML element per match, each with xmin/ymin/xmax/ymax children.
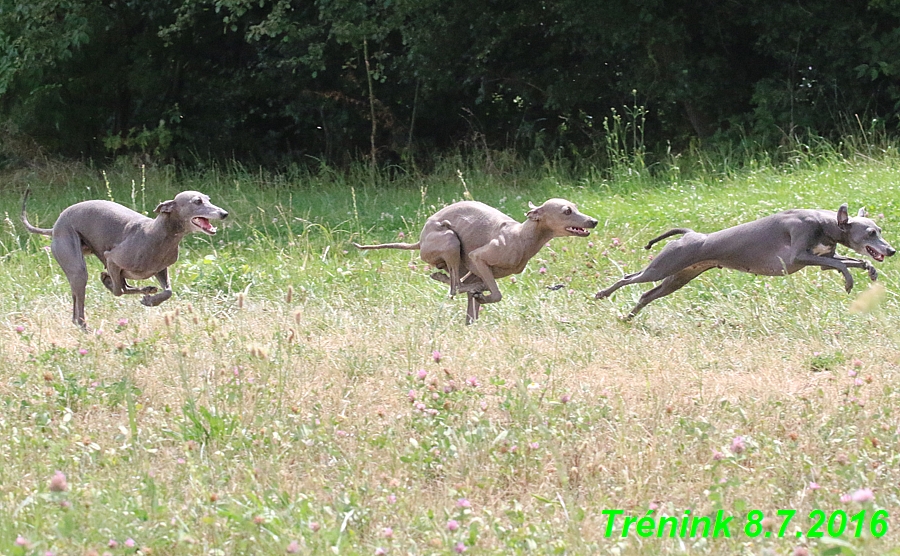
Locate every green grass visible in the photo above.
<box><xmin>1</xmin><ymin>152</ymin><xmax>900</xmax><ymax>555</ymax></box>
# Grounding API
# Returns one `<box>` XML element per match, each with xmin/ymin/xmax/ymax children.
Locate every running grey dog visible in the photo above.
<box><xmin>22</xmin><ymin>190</ymin><xmax>229</xmax><ymax>329</ymax></box>
<box><xmin>596</xmin><ymin>204</ymin><xmax>895</xmax><ymax>318</ymax></box>
<box><xmin>354</xmin><ymin>198</ymin><xmax>598</xmax><ymax>323</ymax></box>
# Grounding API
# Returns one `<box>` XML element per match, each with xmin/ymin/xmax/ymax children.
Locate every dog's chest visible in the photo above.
<box><xmin>115</xmin><ymin>244</ymin><xmax>180</xmax><ymax>279</ymax></box>
<box><xmin>811</xmin><ymin>243</ymin><xmax>835</xmax><ymax>256</ymax></box>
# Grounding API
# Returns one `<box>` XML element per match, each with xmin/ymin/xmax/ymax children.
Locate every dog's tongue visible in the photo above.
<box><xmin>195</xmin><ymin>217</ymin><xmax>215</xmax><ymax>233</ymax></box>
<box><xmin>867</xmin><ymin>246</ymin><xmax>885</xmax><ymax>262</ymax></box>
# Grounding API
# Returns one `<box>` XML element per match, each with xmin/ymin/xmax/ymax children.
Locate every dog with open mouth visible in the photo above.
<box><xmin>353</xmin><ymin>198</ymin><xmax>598</xmax><ymax>323</ymax></box>
<box><xmin>596</xmin><ymin>204</ymin><xmax>895</xmax><ymax>318</ymax></box>
<box><xmin>22</xmin><ymin>189</ymin><xmax>229</xmax><ymax>329</ymax></box>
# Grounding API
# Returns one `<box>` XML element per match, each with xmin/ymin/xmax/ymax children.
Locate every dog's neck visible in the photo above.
<box><xmin>149</xmin><ymin>212</ymin><xmax>188</xmax><ymax>243</ymax></box>
<box><xmin>153</xmin><ymin>212</ymin><xmax>188</xmax><ymax>237</ymax></box>
<box><xmin>826</xmin><ymin>218</ymin><xmax>856</xmax><ymax>250</ymax></box>
<box><xmin>517</xmin><ymin>219</ymin><xmax>558</xmax><ymax>258</ymax></box>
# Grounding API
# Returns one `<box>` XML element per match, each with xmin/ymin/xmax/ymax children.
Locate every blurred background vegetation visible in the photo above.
<box><xmin>1</xmin><ymin>0</ymin><xmax>899</xmax><ymax>172</ymax></box>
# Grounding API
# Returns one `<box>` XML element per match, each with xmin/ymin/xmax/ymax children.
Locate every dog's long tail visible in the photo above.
<box><xmin>644</xmin><ymin>228</ymin><xmax>693</xmax><ymax>250</ymax></box>
<box><xmin>21</xmin><ymin>189</ymin><xmax>53</xmax><ymax>236</ymax></box>
<box><xmin>352</xmin><ymin>241</ymin><xmax>421</xmax><ymax>250</ymax></box>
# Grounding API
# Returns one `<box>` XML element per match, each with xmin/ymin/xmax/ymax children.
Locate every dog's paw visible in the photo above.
<box><xmin>100</xmin><ymin>272</ymin><xmax>114</xmax><ymax>291</ymax></box>
<box><xmin>594</xmin><ymin>290</ymin><xmax>610</xmax><ymax>300</ymax></box>
<box><xmin>844</xmin><ymin>279</ymin><xmax>855</xmax><ymax>294</ymax></box>
<box><xmin>141</xmin><ymin>290</ymin><xmax>172</xmax><ymax>307</ymax></box>
<box><xmin>139</xmin><ymin>286</ymin><xmax>160</xmax><ymax>294</ymax></box>
<box><xmin>430</xmin><ymin>272</ymin><xmax>451</xmax><ymax>284</ymax></box>
<box><xmin>473</xmin><ymin>291</ymin><xmax>501</xmax><ymax>304</ymax></box>
<box><xmin>867</xmin><ymin>265</ymin><xmax>878</xmax><ymax>281</ymax></box>
<box><xmin>457</xmin><ymin>281</ymin><xmax>486</xmax><ymax>294</ymax></box>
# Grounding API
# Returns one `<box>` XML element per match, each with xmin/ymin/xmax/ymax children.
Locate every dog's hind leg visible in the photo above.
<box><xmin>627</xmin><ymin>262</ymin><xmax>717</xmax><ymax>318</ymax></box>
<box><xmin>51</xmin><ymin>234</ymin><xmax>90</xmax><ymax>329</ymax></box>
<box><xmin>421</xmin><ymin>224</ymin><xmax>463</xmax><ymax>297</ymax></box>
<box><xmin>436</xmin><ymin>240</ymin><xmax>463</xmax><ymax>297</ymax></box>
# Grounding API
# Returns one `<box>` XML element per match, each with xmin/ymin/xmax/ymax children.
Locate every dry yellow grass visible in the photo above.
<box><xmin>3</xmin><ymin>275</ymin><xmax>898</xmax><ymax>554</ymax></box>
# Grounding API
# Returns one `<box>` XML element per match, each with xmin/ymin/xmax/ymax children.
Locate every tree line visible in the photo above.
<box><xmin>1</xmin><ymin>0</ymin><xmax>899</xmax><ymax>169</ymax></box>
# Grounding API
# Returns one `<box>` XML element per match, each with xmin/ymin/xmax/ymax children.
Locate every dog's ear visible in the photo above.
<box><xmin>526</xmin><ymin>202</ymin><xmax>543</xmax><ymax>220</ymax></box>
<box><xmin>857</xmin><ymin>207</ymin><xmax>868</xmax><ymax>218</ymax></box>
<box><xmin>838</xmin><ymin>203</ymin><xmax>850</xmax><ymax>230</ymax></box>
<box><xmin>155</xmin><ymin>200</ymin><xmax>177</xmax><ymax>214</ymax></box>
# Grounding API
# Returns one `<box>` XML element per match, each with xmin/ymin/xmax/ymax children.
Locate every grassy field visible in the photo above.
<box><xmin>1</xmin><ymin>151</ymin><xmax>900</xmax><ymax>555</ymax></box>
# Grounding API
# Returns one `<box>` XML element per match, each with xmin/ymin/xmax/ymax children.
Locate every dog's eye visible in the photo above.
<box><xmin>564</xmin><ymin>207</ymin><xmax>572</xmax><ymax>215</ymax></box>
<box><xmin>868</xmin><ymin>229</ymin><xmax>877</xmax><ymax>237</ymax></box>
<box><xmin>193</xmin><ymin>198</ymin><xmax>202</xmax><ymax>205</ymax></box>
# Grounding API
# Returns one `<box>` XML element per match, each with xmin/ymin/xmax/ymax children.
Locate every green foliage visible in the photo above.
<box><xmin>809</xmin><ymin>351</ymin><xmax>847</xmax><ymax>373</ymax></box>
<box><xmin>0</xmin><ymin>0</ymin><xmax>92</xmax><ymax>96</ymax></box>
<box><xmin>3</xmin><ymin>0</ymin><xmax>900</xmax><ymax>166</ymax></box>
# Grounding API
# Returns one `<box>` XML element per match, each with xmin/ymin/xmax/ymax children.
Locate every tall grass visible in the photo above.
<box><xmin>1</xmin><ymin>145</ymin><xmax>900</xmax><ymax>555</ymax></box>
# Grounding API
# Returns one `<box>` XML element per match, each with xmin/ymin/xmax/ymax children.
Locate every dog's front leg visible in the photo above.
<box><xmin>465</xmin><ymin>292</ymin><xmax>481</xmax><ymax>324</ymax></box>
<box><xmin>468</xmin><ymin>268</ymin><xmax>503</xmax><ymax>304</ymax></box>
<box><xmin>430</xmin><ymin>272</ymin><xmax>486</xmax><ymax>294</ymax></box>
<box><xmin>868</xmin><ymin>264</ymin><xmax>878</xmax><ymax>281</ymax></box>
<box><xmin>101</xmin><ymin>271</ymin><xmax>159</xmax><ymax>295</ymax></box>
<box><xmin>831</xmin><ymin>254</ymin><xmax>878</xmax><ymax>281</ymax></box>
<box><xmin>141</xmin><ymin>268</ymin><xmax>173</xmax><ymax>307</ymax></box>
<box><xmin>101</xmin><ymin>262</ymin><xmax>133</xmax><ymax>296</ymax></box>
<box><xmin>467</xmin><ymin>249</ymin><xmax>503</xmax><ymax>304</ymax></box>
<box><xmin>793</xmin><ymin>253</ymin><xmax>854</xmax><ymax>292</ymax></box>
